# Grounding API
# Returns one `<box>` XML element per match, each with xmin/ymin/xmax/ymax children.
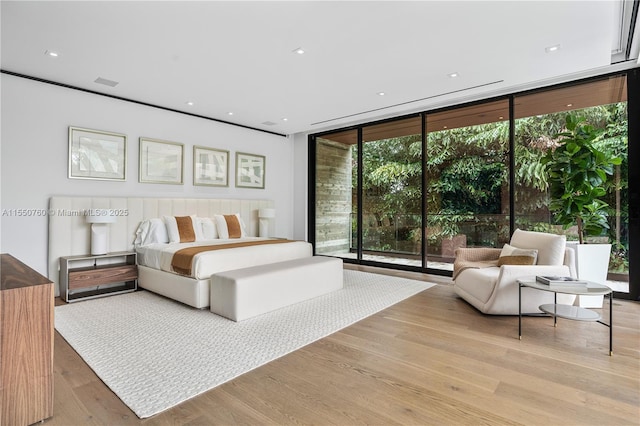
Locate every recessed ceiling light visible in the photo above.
<box><xmin>545</xmin><ymin>44</ymin><xmax>561</xmax><ymax>53</ymax></box>
<box><xmin>498</xmin><ymin>116</ymin><xmax>504</xmax><ymax>120</ymax></box>
<box><xmin>227</xmin><ymin>112</ymin><xmax>234</xmax><ymax>116</ymax></box>
<box><xmin>566</xmin><ymin>103</ymin><xmax>573</xmax><ymax>107</ymax></box>
<box><xmin>282</xmin><ymin>118</ymin><xmax>288</xmax><ymax>122</ymax></box>
<box><xmin>185</xmin><ymin>101</ymin><xmax>194</xmax><ymax>106</ymax></box>
<box><xmin>377</xmin><ymin>92</ymin><xmax>386</xmax><ymax>96</ymax></box>
<box><xmin>292</xmin><ymin>47</ymin><xmax>305</xmax><ymax>55</ymax></box>
<box><xmin>44</xmin><ymin>50</ymin><xmax>58</xmax><ymax>57</ymax></box>
<box><xmin>448</xmin><ymin>72</ymin><xmax>459</xmax><ymax>78</ymax></box>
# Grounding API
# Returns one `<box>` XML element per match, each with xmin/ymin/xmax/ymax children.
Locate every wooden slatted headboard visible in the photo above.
<box><xmin>48</xmin><ymin>196</ymin><xmax>273</xmax><ymax>296</ymax></box>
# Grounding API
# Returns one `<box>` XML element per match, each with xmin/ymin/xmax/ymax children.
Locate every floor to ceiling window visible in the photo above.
<box><xmin>360</xmin><ymin>117</ymin><xmax>422</xmax><ymax>266</ymax></box>
<box><xmin>424</xmin><ymin>100</ymin><xmax>510</xmax><ymax>272</ymax></box>
<box><xmin>310</xmin><ymin>71</ymin><xmax>633</xmax><ymax>296</ymax></box>
<box><xmin>513</xmin><ymin>75</ymin><xmax>629</xmax><ymax>292</ymax></box>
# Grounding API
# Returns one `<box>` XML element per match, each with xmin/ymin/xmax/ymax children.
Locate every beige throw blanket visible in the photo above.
<box><xmin>452</xmin><ymin>247</ymin><xmax>501</xmax><ymax>280</ymax></box>
<box><xmin>171</xmin><ymin>239</ymin><xmax>295</xmax><ymax>276</ymax></box>
<box><xmin>452</xmin><ymin>259</ymin><xmax>499</xmax><ymax>280</ymax></box>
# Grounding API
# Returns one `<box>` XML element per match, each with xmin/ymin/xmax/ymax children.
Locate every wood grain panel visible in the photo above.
<box><xmin>68</xmin><ymin>265</ymin><xmax>137</xmax><ymax>290</ymax></box>
<box><xmin>1</xmin><ymin>254</ymin><xmax>54</xmax><ymax>426</ymax></box>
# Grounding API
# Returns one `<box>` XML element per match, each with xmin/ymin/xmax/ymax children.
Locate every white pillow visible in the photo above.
<box><xmin>509</xmin><ymin>229</ymin><xmax>566</xmax><ymax>265</ymax></box>
<box><xmin>133</xmin><ymin>218</ymin><xmax>169</xmax><ymax>246</ymax></box>
<box><xmin>163</xmin><ymin>215</ymin><xmax>203</xmax><ymax>243</ymax></box>
<box><xmin>198</xmin><ymin>217</ymin><xmax>218</xmax><ymax>240</ymax></box>
<box><xmin>214</xmin><ymin>213</ymin><xmax>247</xmax><ymax>239</ymax></box>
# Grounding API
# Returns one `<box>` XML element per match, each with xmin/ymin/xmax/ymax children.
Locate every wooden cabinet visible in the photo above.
<box><xmin>1</xmin><ymin>253</ymin><xmax>54</xmax><ymax>426</ymax></box>
<box><xmin>60</xmin><ymin>251</ymin><xmax>137</xmax><ymax>302</ymax></box>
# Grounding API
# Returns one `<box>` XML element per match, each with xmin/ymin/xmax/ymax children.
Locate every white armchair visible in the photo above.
<box><xmin>453</xmin><ymin>229</ymin><xmax>577</xmax><ymax>315</ymax></box>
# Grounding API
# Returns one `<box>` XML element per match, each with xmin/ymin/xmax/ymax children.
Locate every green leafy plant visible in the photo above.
<box><xmin>541</xmin><ymin>114</ymin><xmax>621</xmax><ymax>243</ymax></box>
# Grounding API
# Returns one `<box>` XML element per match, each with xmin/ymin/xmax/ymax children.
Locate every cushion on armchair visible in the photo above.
<box><xmin>509</xmin><ymin>229</ymin><xmax>566</xmax><ymax>265</ymax></box>
<box><xmin>497</xmin><ymin>244</ymin><xmax>538</xmax><ymax>266</ymax></box>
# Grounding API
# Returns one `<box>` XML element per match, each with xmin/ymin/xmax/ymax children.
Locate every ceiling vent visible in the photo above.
<box><xmin>261</xmin><ymin>121</ymin><xmax>277</xmax><ymax>126</ymax></box>
<box><xmin>94</xmin><ymin>77</ymin><xmax>119</xmax><ymax>87</ymax></box>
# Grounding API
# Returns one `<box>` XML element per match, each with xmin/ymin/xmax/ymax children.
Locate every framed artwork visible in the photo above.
<box><xmin>193</xmin><ymin>146</ymin><xmax>229</xmax><ymax>187</ymax></box>
<box><xmin>68</xmin><ymin>126</ymin><xmax>127</xmax><ymax>181</ymax></box>
<box><xmin>235</xmin><ymin>152</ymin><xmax>265</xmax><ymax>189</ymax></box>
<box><xmin>139</xmin><ymin>137</ymin><xmax>184</xmax><ymax>184</ymax></box>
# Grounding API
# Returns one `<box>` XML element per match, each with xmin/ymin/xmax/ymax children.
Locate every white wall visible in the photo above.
<box><xmin>292</xmin><ymin>132</ymin><xmax>309</xmax><ymax>241</ymax></box>
<box><xmin>1</xmin><ymin>74</ymin><xmax>296</xmax><ymax>277</ymax></box>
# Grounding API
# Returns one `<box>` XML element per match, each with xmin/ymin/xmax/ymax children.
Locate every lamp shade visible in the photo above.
<box><xmin>86</xmin><ymin>210</ymin><xmax>116</xmax><ymax>255</ymax></box>
<box><xmin>258</xmin><ymin>208</ymin><xmax>275</xmax><ymax>219</ymax></box>
<box><xmin>86</xmin><ymin>210</ymin><xmax>117</xmax><ymax>224</ymax></box>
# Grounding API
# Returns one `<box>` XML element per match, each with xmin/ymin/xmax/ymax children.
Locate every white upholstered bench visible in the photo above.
<box><xmin>210</xmin><ymin>256</ymin><xmax>343</xmax><ymax>321</ymax></box>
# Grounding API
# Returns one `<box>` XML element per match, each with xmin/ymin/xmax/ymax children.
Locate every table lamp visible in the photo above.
<box><xmin>258</xmin><ymin>208</ymin><xmax>275</xmax><ymax>237</ymax></box>
<box><xmin>86</xmin><ymin>210</ymin><xmax>117</xmax><ymax>255</ymax></box>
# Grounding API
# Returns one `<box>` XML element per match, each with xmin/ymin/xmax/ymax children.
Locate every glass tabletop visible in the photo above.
<box><xmin>538</xmin><ymin>303</ymin><xmax>602</xmax><ymax>321</ymax></box>
<box><xmin>517</xmin><ymin>278</ymin><xmax>612</xmax><ymax>296</ymax></box>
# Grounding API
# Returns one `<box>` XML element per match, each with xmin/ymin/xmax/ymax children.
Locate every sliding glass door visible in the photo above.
<box><xmin>424</xmin><ymin>100</ymin><xmax>510</xmax><ymax>272</ymax></box>
<box><xmin>359</xmin><ymin>117</ymin><xmax>423</xmax><ymax>267</ymax></box>
<box><xmin>513</xmin><ymin>75</ymin><xmax>629</xmax><ymax>292</ymax></box>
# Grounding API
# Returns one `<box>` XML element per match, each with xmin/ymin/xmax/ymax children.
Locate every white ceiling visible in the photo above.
<box><xmin>2</xmin><ymin>1</ymin><xmax>637</xmax><ymax>136</ymax></box>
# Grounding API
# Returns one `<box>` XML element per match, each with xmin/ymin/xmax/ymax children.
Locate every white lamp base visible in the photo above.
<box><xmin>259</xmin><ymin>218</ymin><xmax>270</xmax><ymax>238</ymax></box>
<box><xmin>91</xmin><ymin>223</ymin><xmax>109</xmax><ymax>255</ymax></box>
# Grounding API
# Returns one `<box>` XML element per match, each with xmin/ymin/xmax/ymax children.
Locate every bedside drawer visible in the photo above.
<box><xmin>68</xmin><ymin>264</ymin><xmax>138</xmax><ymax>290</ymax></box>
<box><xmin>60</xmin><ymin>251</ymin><xmax>138</xmax><ymax>302</ymax></box>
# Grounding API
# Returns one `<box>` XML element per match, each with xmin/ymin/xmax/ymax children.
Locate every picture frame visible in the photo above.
<box><xmin>235</xmin><ymin>152</ymin><xmax>265</xmax><ymax>189</ymax></box>
<box><xmin>193</xmin><ymin>146</ymin><xmax>229</xmax><ymax>187</ymax></box>
<box><xmin>68</xmin><ymin>126</ymin><xmax>127</xmax><ymax>181</ymax></box>
<box><xmin>139</xmin><ymin>137</ymin><xmax>184</xmax><ymax>184</ymax></box>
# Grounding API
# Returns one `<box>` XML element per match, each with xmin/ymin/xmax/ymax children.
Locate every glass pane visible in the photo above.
<box><xmin>514</xmin><ymin>75</ymin><xmax>628</xmax><ymax>292</ymax></box>
<box><xmin>360</xmin><ymin>116</ymin><xmax>422</xmax><ymax>267</ymax></box>
<box><xmin>425</xmin><ymin>100</ymin><xmax>511</xmax><ymax>272</ymax></box>
<box><xmin>315</xmin><ymin>130</ymin><xmax>357</xmax><ymax>260</ymax></box>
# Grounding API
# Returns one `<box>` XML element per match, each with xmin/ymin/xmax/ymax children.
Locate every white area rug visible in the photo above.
<box><xmin>55</xmin><ymin>270</ymin><xmax>435</xmax><ymax>418</ymax></box>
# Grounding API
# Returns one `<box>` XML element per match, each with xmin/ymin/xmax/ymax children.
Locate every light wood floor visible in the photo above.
<box><xmin>49</xmin><ymin>265</ymin><xmax>639</xmax><ymax>425</ymax></box>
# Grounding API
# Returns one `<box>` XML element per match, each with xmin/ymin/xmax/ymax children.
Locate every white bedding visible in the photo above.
<box><xmin>136</xmin><ymin>238</ymin><xmax>313</xmax><ymax>280</ymax></box>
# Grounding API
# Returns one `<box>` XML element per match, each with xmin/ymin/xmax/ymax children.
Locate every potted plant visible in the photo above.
<box><xmin>541</xmin><ymin>114</ymin><xmax>621</xmax><ymax>306</ymax></box>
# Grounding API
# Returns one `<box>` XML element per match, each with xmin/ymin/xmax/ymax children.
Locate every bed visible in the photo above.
<box><xmin>136</xmin><ymin>237</ymin><xmax>312</xmax><ymax>308</ymax></box>
<box><xmin>48</xmin><ymin>196</ymin><xmax>312</xmax><ymax>308</ymax></box>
